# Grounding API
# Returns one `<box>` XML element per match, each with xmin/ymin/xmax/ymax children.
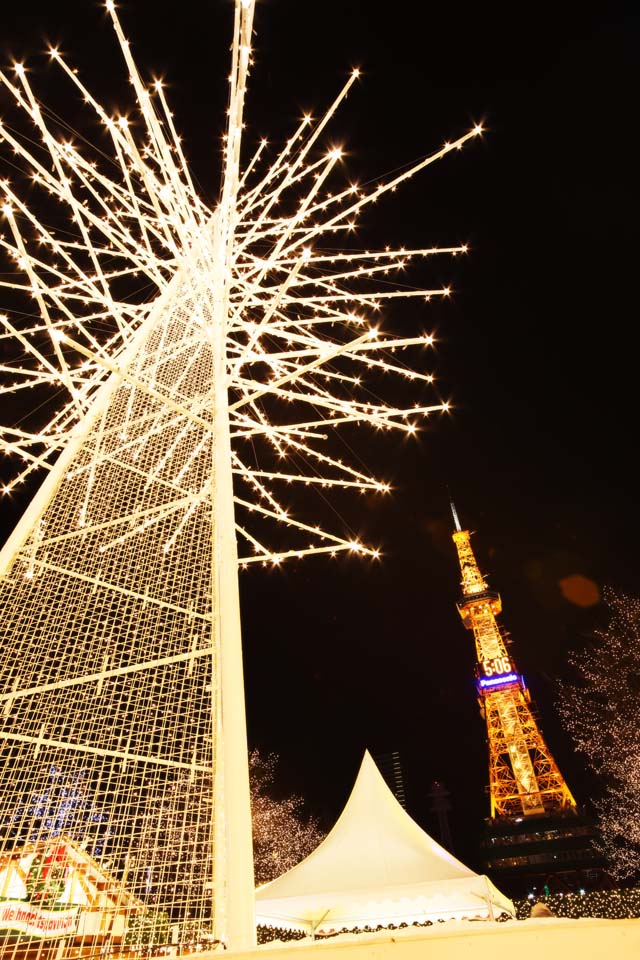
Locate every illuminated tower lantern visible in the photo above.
<box><xmin>450</xmin><ymin>503</ymin><xmax>607</xmax><ymax>895</ymax></box>
<box><xmin>451</xmin><ymin>501</ymin><xmax>574</xmax><ymax>818</ymax></box>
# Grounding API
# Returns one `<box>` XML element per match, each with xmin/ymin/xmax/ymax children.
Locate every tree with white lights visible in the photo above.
<box><xmin>0</xmin><ymin>0</ymin><xmax>480</xmax><ymax>948</ymax></box>
<box><xmin>557</xmin><ymin>588</ymin><xmax>640</xmax><ymax>879</ymax></box>
<box><xmin>124</xmin><ymin>749</ymin><xmax>322</xmax><ymax>940</ymax></box>
<box><xmin>250</xmin><ymin>750</ymin><xmax>323</xmax><ymax>885</ymax></box>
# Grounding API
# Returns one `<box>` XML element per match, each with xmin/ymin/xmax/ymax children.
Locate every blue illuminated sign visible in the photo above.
<box><xmin>478</xmin><ymin>672</ymin><xmax>519</xmax><ymax>689</ymax></box>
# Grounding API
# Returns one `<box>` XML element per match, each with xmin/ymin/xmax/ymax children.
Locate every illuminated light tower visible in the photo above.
<box><xmin>450</xmin><ymin>503</ymin><xmax>607</xmax><ymax>895</ymax></box>
<box><xmin>450</xmin><ymin>501</ymin><xmax>575</xmax><ymax>818</ymax></box>
<box><xmin>0</xmin><ymin>0</ymin><xmax>484</xmax><ymax>953</ymax></box>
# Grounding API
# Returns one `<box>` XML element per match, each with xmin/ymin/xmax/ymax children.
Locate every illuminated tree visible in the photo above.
<box><xmin>126</xmin><ymin>749</ymin><xmax>322</xmax><ymax>929</ymax></box>
<box><xmin>250</xmin><ymin>750</ymin><xmax>323</xmax><ymax>885</ymax></box>
<box><xmin>557</xmin><ymin>588</ymin><xmax>640</xmax><ymax>878</ymax></box>
<box><xmin>0</xmin><ymin>0</ymin><xmax>480</xmax><ymax>947</ymax></box>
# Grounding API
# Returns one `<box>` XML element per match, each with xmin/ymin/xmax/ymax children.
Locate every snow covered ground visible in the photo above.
<box><xmin>194</xmin><ymin>917</ymin><xmax>640</xmax><ymax>959</ymax></box>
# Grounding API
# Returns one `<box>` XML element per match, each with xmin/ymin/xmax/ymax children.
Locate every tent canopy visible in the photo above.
<box><xmin>255</xmin><ymin>751</ymin><xmax>514</xmax><ymax>934</ymax></box>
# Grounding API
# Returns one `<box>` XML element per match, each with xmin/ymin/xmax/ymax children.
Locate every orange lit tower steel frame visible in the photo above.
<box><xmin>450</xmin><ymin>502</ymin><xmax>576</xmax><ymax>819</ymax></box>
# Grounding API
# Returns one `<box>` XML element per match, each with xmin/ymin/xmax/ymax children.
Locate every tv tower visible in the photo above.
<box><xmin>449</xmin><ymin>503</ymin><xmax>609</xmax><ymax>895</ymax></box>
<box><xmin>450</xmin><ymin>501</ymin><xmax>575</xmax><ymax>818</ymax></box>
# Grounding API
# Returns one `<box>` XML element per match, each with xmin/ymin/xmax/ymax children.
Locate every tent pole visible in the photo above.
<box><xmin>486</xmin><ymin>878</ymin><xmax>495</xmax><ymax>921</ymax></box>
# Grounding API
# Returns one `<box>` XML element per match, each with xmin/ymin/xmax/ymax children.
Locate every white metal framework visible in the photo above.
<box><xmin>0</xmin><ymin>1</ymin><xmax>481</xmax><ymax>952</ymax></box>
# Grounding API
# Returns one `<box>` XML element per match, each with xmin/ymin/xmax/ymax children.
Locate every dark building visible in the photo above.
<box><xmin>373</xmin><ymin>751</ymin><xmax>407</xmax><ymax>810</ymax></box>
<box><xmin>482</xmin><ymin>808</ymin><xmax>610</xmax><ymax>898</ymax></box>
<box><xmin>427</xmin><ymin>780</ymin><xmax>455</xmax><ymax>853</ymax></box>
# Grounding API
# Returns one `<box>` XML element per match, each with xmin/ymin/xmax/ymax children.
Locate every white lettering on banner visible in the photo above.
<box><xmin>0</xmin><ymin>901</ymin><xmax>79</xmax><ymax>938</ymax></box>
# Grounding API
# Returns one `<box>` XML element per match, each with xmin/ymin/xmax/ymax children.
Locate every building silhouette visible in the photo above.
<box><xmin>373</xmin><ymin>752</ymin><xmax>407</xmax><ymax>810</ymax></box>
<box><xmin>427</xmin><ymin>780</ymin><xmax>455</xmax><ymax>853</ymax></box>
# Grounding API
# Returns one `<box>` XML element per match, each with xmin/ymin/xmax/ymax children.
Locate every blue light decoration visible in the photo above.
<box><xmin>478</xmin><ymin>672</ymin><xmax>520</xmax><ymax>689</ymax></box>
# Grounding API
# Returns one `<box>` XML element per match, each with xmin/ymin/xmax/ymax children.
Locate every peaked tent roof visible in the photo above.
<box><xmin>255</xmin><ymin>751</ymin><xmax>514</xmax><ymax>933</ymax></box>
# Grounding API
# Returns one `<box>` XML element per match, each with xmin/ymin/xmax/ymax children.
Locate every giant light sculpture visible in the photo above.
<box><xmin>0</xmin><ymin>0</ymin><xmax>481</xmax><ymax>951</ymax></box>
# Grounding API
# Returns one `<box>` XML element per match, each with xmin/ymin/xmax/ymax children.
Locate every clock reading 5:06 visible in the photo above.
<box><xmin>482</xmin><ymin>656</ymin><xmax>512</xmax><ymax>677</ymax></box>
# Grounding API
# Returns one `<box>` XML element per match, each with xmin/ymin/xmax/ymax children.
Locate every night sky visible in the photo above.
<box><xmin>1</xmin><ymin>1</ymin><xmax>639</xmax><ymax>872</ymax></box>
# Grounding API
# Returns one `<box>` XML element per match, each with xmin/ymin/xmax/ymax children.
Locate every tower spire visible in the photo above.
<box><xmin>449</xmin><ymin>496</ymin><xmax>462</xmax><ymax>533</ymax></box>
<box><xmin>451</xmin><ymin>514</ymin><xmax>575</xmax><ymax>819</ymax></box>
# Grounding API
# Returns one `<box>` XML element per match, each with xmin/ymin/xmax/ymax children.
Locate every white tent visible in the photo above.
<box><xmin>255</xmin><ymin>751</ymin><xmax>514</xmax><ymax>935</ymax></box>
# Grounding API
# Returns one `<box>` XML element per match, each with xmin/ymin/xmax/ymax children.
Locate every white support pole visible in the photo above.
<box><xmin>212</xmin><ymin>336</ymin><xmax>256</xmax><ymax>950</ymax></box>
<box><xmin>211</xmin><ymin>3</ymin><xmax>257</xmax><ymax>949</ymax></box>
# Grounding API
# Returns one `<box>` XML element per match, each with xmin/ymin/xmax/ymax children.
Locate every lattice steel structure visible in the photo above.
<box><xmin>0</xmin><ymin>0</ymin><xmax>482</xmax><ymax>952</ymax></box>
<box><xmin>450</xmin><ymin>503</ymin><xmax>575</xmax><ymax>819</ymax></box>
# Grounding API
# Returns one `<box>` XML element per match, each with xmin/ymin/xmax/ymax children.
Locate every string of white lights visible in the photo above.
<box><xmin>0</xmin><ymin>0</ymin><xmax>481</xmax><ymax>952</ymax></box>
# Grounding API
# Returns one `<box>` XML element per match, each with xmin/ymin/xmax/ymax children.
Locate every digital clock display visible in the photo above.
<box><xmin>481</xmin><ymin>656</ymin><xmax>512</xmax><ymax>678</ymax></box>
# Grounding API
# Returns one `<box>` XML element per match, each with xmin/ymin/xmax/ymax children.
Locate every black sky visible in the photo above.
<box><xmin>1</xmin><ymin>1</ymin><xmax>639</xmax><ymax>870</ymax></box>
